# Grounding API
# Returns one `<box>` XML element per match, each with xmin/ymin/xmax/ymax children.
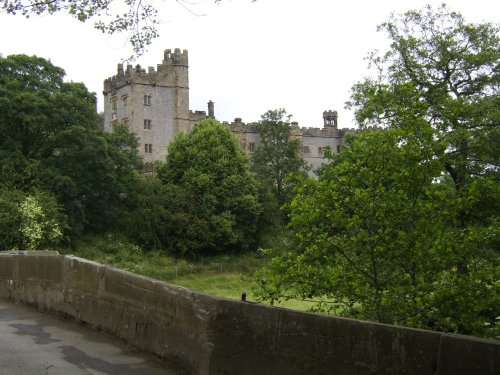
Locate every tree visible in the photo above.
<box><xmin>251</xmin><ymin>109</ymin><xmax>309</xmax><ymax>216</ymax></box>
<box><xmin>255</xmin><ymin>129</ymin><xmax>499</xmax><ymax>338</ymax></box>
<box><xmin>0</xmin><ymin>0</ymin><xmax>252</xmax><ymax>58</ymax></box>
<box><xmin>255</xmin><ymin>5</ymin><xmax>499</xmax><ymax>338</ymax></box>
<box><xmin>348</xmin><ymin>4</ymin><xmax>499</xmax><ymax>272</ymax></box>
<box><xmin>157</xmin><ymin>118</ymin><xmax>261</xmax><ymax>255</ymax></box>
<box><xmin>347</xmin><ymin>5</ymin><xmax>500</xmax><ymax>333</ymax></box>
<box><xmin>0</xmin><ymin>54</ymin><xmax>142</xmax><ymax>235</ymax></box>
<box><xmin>121</xmin><ymin>177</ymin><xmax>210</xmax><ymax>255</ymax></box>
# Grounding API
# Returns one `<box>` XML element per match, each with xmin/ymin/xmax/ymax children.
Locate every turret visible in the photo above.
<box><xmin>323</xmin><ymin>110</ymin><xmax>338</xmax><ymax>128</ymax></box>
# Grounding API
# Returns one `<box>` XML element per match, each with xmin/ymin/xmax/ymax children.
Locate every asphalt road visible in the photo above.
<box><xmin>0</xmin><ymin>300</ymin><xmax>183</xmax><ymax>375</ymax></box>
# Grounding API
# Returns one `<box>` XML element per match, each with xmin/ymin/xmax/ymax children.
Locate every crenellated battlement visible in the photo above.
<box><xmin>103</xmin><ymin>48</ymin><xmax>189</xmax><ymax>94</ymax></box>
<box><xmin>302</xmin><ymin>126</ymin><xmax>339</xmax><ymax>137</ymax></box>
<box><xmin>228</xmin><ymin>118</ymin><xmax>259</xmax><ymax>133</ymax></box>
<box><xmin>162</xmin><ymin>48</ymin><xmax>189</xmax><ymax>66</ymax></box>
<box><xmin>323</xmin><ymin>110</ymin><xmax>338</xmax><ymax>118</ymax></box>
<box><xmin>227</xmin><ymin>115</ymin><xmax>359</xmax><ymax>138</ymax></box>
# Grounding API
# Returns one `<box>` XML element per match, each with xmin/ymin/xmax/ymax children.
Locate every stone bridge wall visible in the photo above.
<box><xmin>0</xmin><ymin>251</ymin><xmax>498</xmax><ymax>375</ymax></box>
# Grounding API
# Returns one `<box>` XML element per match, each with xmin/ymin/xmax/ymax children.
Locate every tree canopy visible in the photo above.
<box><xmin>0</xmin><ymin>54</ymin><xmax>142</xmax><ymax>243</ymax></box>
<box><xmin>347</xmin><ymin>3</ymin><xmax>499</xmax><ymax>274</ymax></box>
<box><xmin>348</xmin><ymin>4</ymin><xmax>499</xmax><ymax>189</ymax></box>
<box><xmin>255</xmin><ymin>5</ymin><xmax>499</xmax><ymax>338</ymax></box>
<box><xmin>251</xmin><ymin>109</ymin><xmax>309</xmax><ymax>215</ymax></box>
<box><xmin>156</xmin><ymin>118</ymin><xmax>262</xmax><ymax>255</ymax></box>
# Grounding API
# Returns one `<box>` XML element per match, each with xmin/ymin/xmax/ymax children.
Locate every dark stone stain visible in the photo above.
<box><xmin>59</xmin><ymin>345</ymin><xmax>164</xmax><ymax>375</ymax></box>
<box><xmin>9</xmin><ymin>323</ymin><xmax>61</xmax><ymax>345</ymax></box>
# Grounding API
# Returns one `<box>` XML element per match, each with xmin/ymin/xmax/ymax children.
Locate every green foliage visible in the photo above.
<box><xmin>121</xmin><ymin>177</ymin><xmax>210</xmax><ymax>255</ymax></box>
<box><xmin>251</xmin><ymin>109</ymin><xmax>309</xmax><ymax>218</ymax></box>
<box><xmin>0</xmin><ymin>54</ymin><xmax>142</xmax><ymax>236</ymax></box>
<box><xmin>18</xmin><ymin>194</ymin><xmax>63</xmax><ymax>249</ymax></box>
<box><xmin>156</xmin><ymin>118</ymin><xmax>262</xmax><ymax>256</ymax></box>
<box><xmin>347</xmin><ymin>4</ymin><xmax>499</xmax><ymax>192</ymax></box>
<box><xmin>44</xmin><ymin>122</ymin><xmax>142</xmax><ymax>232</ymax></box>
<box><xmin>0</xmin><ymin>189</ymin><xmax>65</xmax><ymax>250</ymax></box>
<box><xmin>256</xmin><ymin>5</ymin><xmax>499</xmax><ymax>339</ymax></box>
<box><xmin>256</xmin><ymin>130</ymin><xmax>499</xmax><ymax>337</ymax></box>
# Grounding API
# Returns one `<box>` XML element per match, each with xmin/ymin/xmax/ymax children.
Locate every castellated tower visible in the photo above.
<box><xmin>323</xmin><ymin>110</ymin><xmax>338</xmax><ymax>127</ymax></box>
<box><xmin>103</xmin><ymin>49</ymin><xmax>206</xmax><ymax>164</ymax></box>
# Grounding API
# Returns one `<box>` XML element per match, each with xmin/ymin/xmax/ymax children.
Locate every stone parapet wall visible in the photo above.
<box><xmin>1</xmin><ymin>251</ymin><xmax>498</xmax><ymax>375</ymax></box>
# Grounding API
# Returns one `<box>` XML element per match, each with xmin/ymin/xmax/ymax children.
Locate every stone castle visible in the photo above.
<box><xmin>103</xmin><ymin>48</ymin><xmax>356</xmax><ymax>171</ymax></box>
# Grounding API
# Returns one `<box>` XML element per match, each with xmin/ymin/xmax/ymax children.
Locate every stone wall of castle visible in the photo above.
<box><xmin>103</xmin><ymin>49</ymin><xmax>206</xmax><ymax>164</ymax></box>
<box><xmin>227</xmin><ymin>118</ymin><xmax>357</xmax><ymax>171</ymax></box>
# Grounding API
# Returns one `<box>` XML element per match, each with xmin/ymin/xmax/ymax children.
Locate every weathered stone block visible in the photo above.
<box><xmin>36</xmin><ymin>253</ymin><xmax>63</xmax><ymax>282</ymax></box>
<box><xmin>17</xmin><ymin>254</ymin><xmax>37</xmax><ymax>280</ymax></box>
<box><xmin>436</xmin><ymin>333</ymin><xmax>500</xmax><ymax>375</ymax></box>
<box><xmin>207</xmin><ymin>300</ymin><xmax>282</xmax><ymax>375</ymax></box>
<box><xmin>0</xmin><ymin>254</ymin><xmax>16</xmax><ymax>280</ymax></box>
<box><xmin>275</xmin><ymin>310</ymin><xmax>440</xmax><ymax>375</ymax></box>
<box><xmin>64</xmin><ymin>256</ymin><xmax>104</xmax><ymax>294</ymax></box>
<box><xmin>103</xmin><ymin>267</ymin><xmax>163</xmax><ymax>308</ymax></box>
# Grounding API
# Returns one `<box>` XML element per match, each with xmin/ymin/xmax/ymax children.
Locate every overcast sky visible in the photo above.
<box><xmin>1</xmin><ymin>0</ymin><xmax>498</xmax><ymax>128</ymax></box>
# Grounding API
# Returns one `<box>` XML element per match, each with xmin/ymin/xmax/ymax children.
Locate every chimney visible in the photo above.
<box><xmin>208</xmin><ymin>100</ymin><xmax>215</xmax><ymax>119</ymax></box>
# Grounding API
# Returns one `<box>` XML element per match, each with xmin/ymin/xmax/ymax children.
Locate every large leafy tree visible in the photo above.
<box><xmin>255</xmin><ymin>5</ymin><xmax>499</xmax><ymax>338</ymax></box>
<box><xmin>256</xmin><ymin>129</ymin><xmax>499</xmax><ymax>338</ymax></box>
<box><xmin>157</xmin><ymin>118</ymin><xmax>261</xmax><ymax>255</ymax></box>
<box><xmin>251</xmin><ymin>109</ymin><xmax>309</xmax><ymax>215</ymax></box>
<box><xmin>347</xmin><ymin>5</ymin><xmax>500</xmax><ymax>326</ymax></box>
<box><xmin>349</xmin><ymin>4</ymin><xmax>499</xmax><ymax>177</ymax></box>
<box><xmin>347</xmin><ymin>3</ymin><xmax>500</xmax><ymax>274</ymax></box>
<box><xmin>0</xmin><ymin>54</ymin><xmax>142</xmax><ymax>235</ymax></box>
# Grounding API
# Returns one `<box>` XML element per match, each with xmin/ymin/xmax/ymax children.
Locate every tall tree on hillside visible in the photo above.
<box><xmin>251</xmin><ymin>109</ymin><xmax>309</xmax><ymax>216</ymax></box>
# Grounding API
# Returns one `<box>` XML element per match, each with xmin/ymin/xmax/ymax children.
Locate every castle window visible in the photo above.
<box><xmin>337</xmin><ymin>145</ymin><xmax>341</xmax><ymax>153</ymax></box>
<box><xmin>303</xmin><ymin>146</ymin><xmax>310</xmax><ymax>154</ymax></box>
<box><xmin>145</xmin><ymin>144</ymin><xmax>153</xmax><ymax>153</ymax></box>
<box><xmin>249</xmin><ymin>142</ymin><xmax>255</xmax><ymax>152</ymax></box>
<box><xmin>144</xmin><ymin>119</ymin><xmax>152</xmax><ymax>129</ymax></box>
<box><xmin>318</xmin><ymin>147</ymin><xmax>323</xmax><ymax>155</ymax></box>
<box><xmin>111</xmin><ymin>97</ymin><xmax>118</xmax><ymax>111</ymax></box>
<box><xmin>122</xmin><ymin>118</ymin><xmax>129</xmax><ymax>126</ymax></box>
<box><xmin>110</xmin><ymin>120</ymin><xmax>117</xmax><ymax>130</ymax></box>
<box><xmin>122</xmin><ymin>95</ymin><xmax>128</xmax><ymax>107</ymax></box>
<box><xmin>143</xmin><ymin>94</ymin><xmax>152</xmax><ymax>106</ymax></box>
